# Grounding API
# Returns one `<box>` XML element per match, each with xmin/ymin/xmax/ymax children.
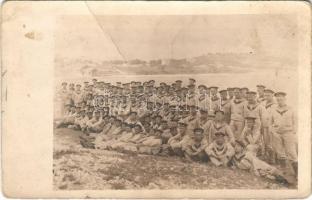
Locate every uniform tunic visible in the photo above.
<box><xmin>270</xmin><ymin>105</ymin><xmax>297</xmax><ymax>161</ymax></box>
<box><xmin>243</xmin><ymin>103</ymin><xmax>268</xmax><ymax>128</ymax></box>
<box><xmin>205</xmin><ymin>141</ymin><xmax>235</xmax><ymax>166</ymax></box>
<box><xmin>182</xmin><ymin>114</ymin><xmax>199</xmax><ymax>132</ymax></box>
<box><xmin>220</xmin><ymin>99</ymin><xmax>231</xmax><ymax>124</ymax></box>
<box><xmin>240</xmin><ymin>126</ymin><xmax>261</xmax><ymax>153</ymax></box>
<box><xmin>257</xmin><ymin>96</ymin><xmax>266</xmax><ymax>106</ymax></box>
<box><xmin>182</xmin><ymin>137</ymin><xmax>209</xmax><ymax>161</ymax></box>
<box><xmin>230</xmin><ymin>99</ymin><xmax>246</xmax><ymax>122</ymax></box>
<box><xmin>210</xmin><ymin>95</ymin><xmax>221</xmax><ymax>112</ymax></box>
<box><xmin>168</xmin><ymin>131</ymin><xmax>191</xmax><ymax>153</ymax></box>
<box><xmin>195</xmin><ymin>118</ymin><xmax>212</xmax><ymax>139</ymax></box>
<box><xmin>197</xmin><ymin>95</ymin><xmax>210</xmax><ymax>111</ymax></box>
<box><xmin>263</xmin><ymin>101</ymin><xmax>276</xmax><ymax>148</ymax></box>
<box><xmin>230</xmin><ymin>99</ymin><xmax>247</xmax><ymax>139</ymax></box>
<box><xmin>208</xmin><ymin>121</ymin><xmax>235</xmax><ymax>145</ymax></box>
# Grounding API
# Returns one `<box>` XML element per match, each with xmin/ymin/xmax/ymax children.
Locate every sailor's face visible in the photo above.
<box><xmin>257</xmin><ymin>88</ymin><xmax>265</xmax><ymax>95</ymax></box>
<box><xmin>211</xmin><ymin>89</ymin><xmax>217</xmax><ymax>96</ymax></box>
<box><xmin>247</xmin><ymin>94</ymin><xmax>256</xmax><ymax>103</ymax></box>
<box><xmin>276</xmin><ymin>96</ymin><xmax>286</xmax><ymax>106</ymax></box>
<box><xmin>80</xmin><ymin>112</ymin><xmax>86</xmax><ymax>117</ymax></box>
<box><xmin>220</xmin><ymin>92</ymin><xmax>227</xmax><ymax>99</ymax></box>
<box><xmin>145</xmin><ymin>126</ymin><xmax>151</xmax><ymax>133</ymax></box>
<box><xmin>216</xmin><ymin>136</ymin><xmax>225</xmax><ymax>145</ymax></box>
<box><xmin>161</xmin><ymin>123</ymin><xmax>168</xmax><ymax>129</ymax></box>
<box><xmin>264</xmin><ymin>92</ymin><xmax>272</xmax><ymax>101</ymax></box>
<box><xmin>234</xmin><ymin>90</ymin><xmax>241</xmax><ymax>98</ymax></box>
<box><xmin>194</xmin><ymin>133</ymin><xmax>203</xmax><ymax>141</ymax></box>
<box><xmin>228</xmin><ymin>90</ymin><xmax>234</xmax><ymax>97</ymax></box>
<box><xmin>94</xmin><ymin>112</ymin><xmax>100</xmax><ymax>118</ymax></box>
<box><xmin>178</xmin><ymin>126</ymin><xmax>186</xmax><ymax>133</ymax></box>
<box><xmin>143</xmin><ymin>122</ymin><xmax>150</xmax><ymax>129</ymax></box>
<box><xmin>241</xmin><ymin>90</ymin><xmax>248</xmax><ymax>96</ymax></box>
<box><xmin>130</xmin><ymin>113</ymin><xmax>136</xmax><ymax>120</ymax></box>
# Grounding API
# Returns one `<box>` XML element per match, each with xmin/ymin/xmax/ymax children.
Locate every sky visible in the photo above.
<box><xmin>55</xmin><ymin>14</ymin><xmax>298</xmax><ymax>62</ymax></box>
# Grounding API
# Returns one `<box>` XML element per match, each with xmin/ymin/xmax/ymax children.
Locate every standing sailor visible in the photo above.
<box><xmin>229</xmin><ymin>88</ymin><xmax>246</xmax><ymax>139</ymax></box>
<box><xmin>243</xmin><ymin>91</ymin><xmax>268</xmax><ymax>158</ymax></box>
<box><xmin>219</xmin><ymin>89</ymin><xmax>231</xmax><ymax>124</ymax></box>
<box><xmin>209</xmin><ymin>86</ymin><xmax>220</xmax><ymax>112</ymax></box>
<box><xmin>256</xmin><ymin>85</ymin><xmax>266</xmax><ymax>105</ymax></box>
<box><xmin>197</xmin><ymin>85</ymin><xmax>209</xmax><ymax>111</ymax></box>
<box><xmin>270</xmin><ymin>92</ymin><xmax>297</xmax><ymax>175</ymax></box>
<box><xmin>263</xmin><ymin>89</ymin><xmax>276</xmax><ymax>163</ymax></box>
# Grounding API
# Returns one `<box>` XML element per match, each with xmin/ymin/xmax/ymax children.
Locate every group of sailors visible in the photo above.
<box><xmin>55</xmin><ymin>78</ymin><xmax>298</xmax><ymax>184</ymax></box>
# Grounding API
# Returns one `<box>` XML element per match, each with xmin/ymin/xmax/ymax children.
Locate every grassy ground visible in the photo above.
<box><xmin>53</xmin><ymin>128</ymin><xmax>292</xmax><ymax>190</ymax></box>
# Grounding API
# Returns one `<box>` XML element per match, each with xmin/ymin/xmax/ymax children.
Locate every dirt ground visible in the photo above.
<box><xmin>53</xmin><ymin>128</ymin><xmax>292</xmax><ymax>190</ymax></box>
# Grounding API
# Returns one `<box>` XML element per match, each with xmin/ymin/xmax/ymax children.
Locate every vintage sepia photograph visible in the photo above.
<box><xmin>2</xmin><ymin>1</ymin><xmax>311</xmax><ymax>198</ymax></box>
<box><xmin>53</xmin><ymin>13</ymin><xmax>299</xmax><ymax>190</ymax></box>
